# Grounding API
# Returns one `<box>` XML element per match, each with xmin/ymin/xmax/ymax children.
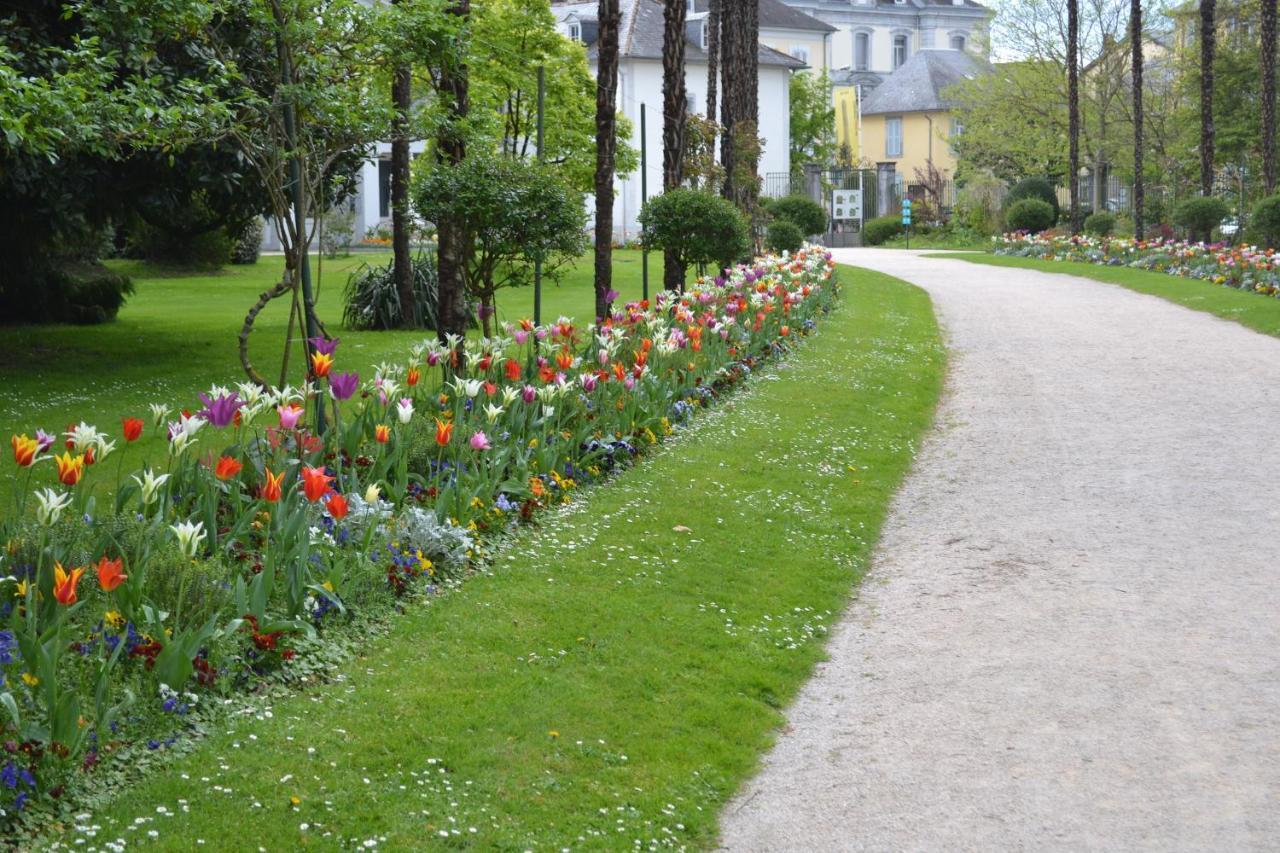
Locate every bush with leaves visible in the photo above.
<box><xmin>769</xmin><ymin>195</ymin><xmax>827</xmax><ymax>237</ymax></box>
<box><xmin>766</xmin><ymin>219</ymin><xmax>805</xmax><ymax>254</ymax></box>
<box><xmin>1007</xmin><ymin>177</ymin><xmax>1060</xmax><ymax>222</ymax></box>
<box><xmin>320</xmin><ymin>208</ymin><xmax>357</xmax><ymax>258</ymax></box>
<box><xmin>415</xmin><ymin>153</ymin><xmax>586</xmax><ymax>336</ymax></box>
<box><xmin>1248</xmin><ymin>194</ymin><xmax>1280</xmax><ymax>248</ymax></box>
<box><xmin>1173</xmin><ymin>196</ymin><xmax>1231</xmax><ymax>243</ymax></box>
<box><xmin>343</xmin><ymin>252</ymin><xmax>443</xmax><ymax>331</ymax></box>
<box><xmin>862</xmin><ymin>214</ymin><xmax>904</xmax><ymax>245</ymax></box>
<box><xmin>639</xmin><ymin>189</ymin><xmax>751</xmax><ymax>279</ymax></box>
<box><xmin>1083</xmin><ymin>212</ymin><xmax>1116</xmax><ymax>237</ymax></box>
<box><xmin>231</xmin><ymin>218</ymin><xmax>263</xmax><ymax>265</ymax></box>
<box><xmin>1005</xmin><ymin>198</ymin><xmax>1056</xmax><ymax>234</ymax></box>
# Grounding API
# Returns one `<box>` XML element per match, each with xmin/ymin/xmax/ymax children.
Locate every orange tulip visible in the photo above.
<box><xmin>214</xmin><ymin>456</ymin><xmax>243</xmax><ymax>480</ymax></box>
<box><xmin>95</xmin><ymin>556</ymin><xmax>127</xmax><ymax>592</ymax></box>
<box><xmin>122</xmin><ymin>417</ymin><xmax>144</xmax><ymax>442</ymax></box>
<box><xmin>374</xmin><ymin>424</ymin><xmax>391</xmax><ymax>444</ymax></box>
<box><xmin>54</xmin><ymin>452</ymin><xmax>84</xmax><ymax>486</ymax></box>
<box><xmin>310</xmin><ymin>351</ymin><xmax>333</xmax><ymax>378</ymax></box>
<box><xmin>53</xmin><ymin>562</ymin><xmax>86</xmax><ymax>605</ymax></box>
<box><xmin>504</xmin><ymin>358</ymin><xmax>521</xmax><ymax>382</ymax></box>
<box><xmin>435</xmin><ymin>419</ymin><xmax>453</xmax><ymax>446</ymax></box>
<box><xmin>554</xmin><ymin>349</ymin><xmax>574</xmax><ymax>371</ymax></box>
<box><xmin>300</xmin><ymin>465</ymin><xmax>333</xmax><ymax>502</ymax></box>
<box><xmin>406</xmin><ymin>367</ymin><xmax>420</xmax><ymax>387</ymax></box>
<box><xmin>261</xmin><ymin>468</ymin><xmax>285</xmax><ymax>502</ymax></box>
<box><xmin>326</xmin><ymin>493</ymin><xmax>349</xmax><ymax>520</ymax></box>
<box><xmin>11</xmin><ymin>434</ymin><xmax>38</xmax><ymax>467</ymax></box>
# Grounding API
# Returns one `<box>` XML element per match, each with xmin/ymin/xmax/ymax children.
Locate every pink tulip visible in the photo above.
<box><xmin>470</xmin><ymin>431</ymin><xmax>491</xmax><ymax>451</ymax></box>
<box><xmin>597</xmin><ymin>349</ymin><xmax>609</xmax><ymax>366</ymax></box>
<box><xmin>522</xmin><ymin>385</ymin><xmax>537</xmax><ymax>404</ymax></box>
<box><xmin>278</xmin><ymin>405</ymin><xmax>303</xmax><ymax>430</ymax></box>
<box><xmin>514</xmin><ymin>330</ymin><xmax>529</xmax><ymax>345</ymax></box>
<box><xmin>581</xmin><ymin>374</ymin><xmax>598</xmax><ymax>392</ymax></box>
<box><xmin>426</xmin><ymin>351</ymin><xmax>441</xmax><ymax>366</ymax></box>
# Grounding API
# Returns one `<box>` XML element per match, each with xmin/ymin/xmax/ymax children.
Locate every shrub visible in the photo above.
<box><xmin>343</xmin><ymin>252</ymin><xmax>444</xmax><ymax>331</ymax></box>
<box><xmin>955</xmin><ymin>172</ymin><xmax>1008</xmax><ymax>236</ymax></box>
<box><xmin>768</xmin><ymin>194</ymin><xmax>827</xmax><ymax>236</ymax></box>
<box><xmin>1083</xmin><ymin>211</ymin><xmax>1116</xmax><ymax>237</ymax></box>
<box><xmin>0</xmin><ymin>262</ymin><xmax>135</xmax><ymax>325</ymax></box>
<box><xmin>231</xmin><ymin>217</ymin><xmax>263</xmax><ymax>265</ymax></box>
<box><xmin>320</xmin><ymin>207</ymin><xmax>357</xmax><ymax>258</ymax></box>
<box><xmin>1007</xmin><ymin>176</ymin><xmax>1060</xmax><ymax>221</ymax></box>
<box><xmin>1173</xmin><ymin>196</ymin><xmax>1230</xmax><ymax>243</ymax></box>
<box><xmin>1249</xmin><ymin>194</ymin><xmax>1280</xmax><ymax>248</ymax></box>
<box><xmin>765</xmin><ymin>219</ymin><xmax>805</xmax><ymax>254</ymax></box>
<box><xmin>862</xmin><ymin>214</ymin><xmax>903</xmax><ymax>245</ymax></box>
<box><xmin>639</xmin><ymin>188</ymin><xmax>751</xmax><ymax>276</ymax></box>
<box><xmin>1005</xmin><ymin>198</ymin><xmax>1056</xmax><ymax>233</ymax></box>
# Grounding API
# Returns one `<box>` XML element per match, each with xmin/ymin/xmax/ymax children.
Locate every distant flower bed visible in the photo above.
<box><xmin>0</xmin><ymin>247</ymin><xmax>836</xmax><ymax>829</ymax></box>
<box><xmin>993</xmin><ymin>233</ymin><xmax>1280</xmax><ymax>297</ymax></box>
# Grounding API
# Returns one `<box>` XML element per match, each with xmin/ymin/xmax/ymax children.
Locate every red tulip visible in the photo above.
<box><xmin>326</xmin><ymin>493</ymin><xmax>349</xmax><ymax>520</ymax></box>
<box><xmin>122</xmin><ymin>417</ymin><xmax>144</xmax><ymax>442</ymax></box>
<box><xmin>300</xmin><ymin>465</ymin><xmax>333</xmax><ymax>502</ymax></box>
<box><xmin>214</xmin><ymin>456</ymin><xmax>243</xmax><ymax>481</ymax></box>
<box><xmin>95</xmin><ymin>556</ymin><xmax>127</xmax><ymax>592</ymax></box>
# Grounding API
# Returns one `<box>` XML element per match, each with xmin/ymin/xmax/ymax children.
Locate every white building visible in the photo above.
<box><xmin>553</xmin><ymin>0</ymin><xmax>807</xmax><ymax>240</ymax></box>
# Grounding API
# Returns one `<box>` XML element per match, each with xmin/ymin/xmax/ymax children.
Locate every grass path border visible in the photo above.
<box><xmin>42</xmin><ymin>266</ymin><xmax>944</xmax><ymax>851</ymax></box>
<box><xmin>931</xmin><ymin>252</ymin><xmax>1280</xmax><ymax>339</ymax></box>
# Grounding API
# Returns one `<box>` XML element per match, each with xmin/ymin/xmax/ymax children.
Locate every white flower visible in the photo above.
<box><xmin>34</xmin><ymin>488</ymin><xmax>73</xmax><ymax>527</ymax></box>
<box><xmin>500</xmin><ymin>386</ymin><xmax>519</xmax><ymax>406</ymax></box>
<box><xmin>364</xmin><ymin>483</ymin><xmax>382</xmax><ymax>503</ymax></box>
<box><xmin>206</xmin><ymin>383</ymin><xmax>232</xmax><ymax>399</ymax></box>
<box><xmin>95</xmin><ymin>438</ymin><xmax>117</xmax><ymax>462</ymax></box>
<box><xmin>149</xmin><ymin>403</ymin><xmax>172</xmax><ymax>429</ymax></box>
<box><xmin>133</xmin><ymin>469</ymin><xmax>171</xmax><ymax>505</ymax></box>
<box><xmin>395</xmin><ymin>398</ymin><xmax>414</xmax><ymax>424</ymax></box>
<box><xmin>63</xmin><ymin>422</ymin><xmax>101</xmax><ymax>453</ymax></box>
<box><xmin>453</xmin><ymin>378</ymin><xmax>483</xmax><ymax>398</ymax></box>
<box><xmin>541</xmin><ymin>406</ymin><xmax>556</xmax><ymax>420</ymax></box>
<box><xmin>236</xmin><ymin>382</ymin><xmax>264</xmax><ymax>406</ymax></box>
<box><xmin>171</xmin><ymin>520</ymin><xmax>206</xmax><ymax>559</ymax></box>
<box><xmin>483</xmin><ymin>403</ymin><xmax>505</xmax><ymax>423</ymax></box>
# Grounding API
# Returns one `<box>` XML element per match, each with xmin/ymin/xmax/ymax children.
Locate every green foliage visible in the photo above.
<box><xmin>0</xmin><ymin>262</ymin><xmax>135</xmax><ymax>325</ymax></box>
<box><xmin>1248</xmin><ymin>195</ymin><xmax>1280</xmax><ymax>249</ymax></box>
<box><xmin>343</xmin><ymin>252</ymin><xmax>443</xmax><ymax>331</ymax></box>
<box><xmin>1007</xmin><ymin>177</ymin><xmax>1060</xmax><ymax>220</ymax></box>
<box><xmin>320</xmin><ymin>208</ymin><xmax>357</xmax><ymax>259</ymax></box>
<box><xmin>126</xmin><ymin>214</ymin><xmax>233</xmax><ymax>270</ymax></box>
<box><xmin>1083</xmin><ymin>211</ymin><xmax>1116</xmax><ymax>238</ymax></box>
<box><xmin>863</xmin><ymin>215</ymin><xmax>904</xmax><ymax>245</ymax></box>
<box><xmin>639</xmin><ymin>189</ymin><xmax>751</xmax><ymax>275</ymax></box>
<box><xmin>1005</xmin><ymin>198</ymin><xmax>1056</xmax><ymax>233</ymax></box>
<box><xmin>1173</xmin><ymin>196</ymin><xmax>1230</xmax><ymax>242</ymax></box>
<box><xmin>766</xmin><ymin>220</ymin><xmax>805</xmax><ymax>254</ymax></box>
<box><xmin>789</xmin><ymin>71</ymin><xmax>836</xmax><ymax>175</ymax></box>
<box><xmin>954</xmin><ymin>172</ymin><xmax>1007</xmax><ymax>236</ymax></box>
<box><xmin>769</xmin><ymin>195</ymin><xmax>827</xmax><ymax>237</ymax></box>
<box><xmin>415</xmin><ymin>153</ymin><xmax>586</xmax><ymax>332</ymax></box>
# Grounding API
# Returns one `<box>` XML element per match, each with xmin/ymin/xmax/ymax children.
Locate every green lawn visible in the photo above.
<box><xmin>40</xmin><ymin>265</ymin><xmax>944</xmax><ymax>850</ymax></box>
<box><xmin>934</xmin><ymin>252</ymin><xmax>1280</xmax><ymax>339</ymax></box>
<box><xmin>0</xmin><ymin>250</ymin><xmax>658</xmax><ymax>512</ymax></box>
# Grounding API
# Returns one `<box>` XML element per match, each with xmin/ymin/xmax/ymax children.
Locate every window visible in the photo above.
<box><xmin>949</xmin><ymin>117</ymin><xmax>963</xmax><ymax>153</ymax></box>
<box><xmin>686</xmin><ymin>93</ymin><xmax>697</xmax><ymax>114</ymax></box>
<box><xmin>893</xmin><ymin>35</ymin><xmax>908</xmax><ymax>68</ymax></box>
<box><xmin>854</xmin><ymin>32</ymin><xmax>870</xmax><ymax>71</ymax></box>
<box><xmin>950</xmin><ymin>34</ymin><xmax>966</xmax><ymax>51</ymax></box>
<box><xmin>700</xmin><ymin>20</ymin><xmax>709</xmax><ymax>50</ymax></box>
<box><xmin>790</xmin><ymin>46</ymin><xmax>809</xmax><ymax>63</ymax></box>
<box><xmin>885</xmin><ymin>117</ymin><xmax>903</xmax><ymax>158</ymax></box>
<box><xmin>568</xmin><ymin>22</ymin><xmax>581</xmax><ymax>42</ymax></box>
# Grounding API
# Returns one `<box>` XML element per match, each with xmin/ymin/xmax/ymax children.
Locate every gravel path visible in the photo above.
<box><xmin>719</xmin><ymin>250</ymin><xmax>1280</xmax><ymax>852</ymax></box>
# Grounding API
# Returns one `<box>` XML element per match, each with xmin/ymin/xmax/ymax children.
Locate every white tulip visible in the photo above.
<box><xmin>33</xmin><ymin>488</ymin><xmax>73</xmax><ymax>527</ymax></box>
<box><xmin>170</xmin><ymin>519</ymin><xmax>206</xmax><ymax>559</ymax></box>
<box><xmin>132</xmin><ymin>469</ymin><xmax>171</xmax><ymax>505</ymax></box>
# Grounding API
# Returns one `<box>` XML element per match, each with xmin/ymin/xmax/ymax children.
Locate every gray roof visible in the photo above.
<box><xmin>556</xmin><ymin>0</ymin><xmax>808</xmax><ymax>68</ymax></box>
<box><xmin>693</xmin><ymin>0</ymin><xmax>836</xmax><ymax>33</ymax></box>
<box><xmin>860</xmin><ymin>49</ymin><xmax>988</xmax><ymax>115</ymax></box>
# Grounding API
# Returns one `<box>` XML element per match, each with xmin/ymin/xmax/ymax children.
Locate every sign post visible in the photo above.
<box><xmin>901</xmin><ymin>197</ymin><xmax>912</xmax><ymax>250</ymax></box>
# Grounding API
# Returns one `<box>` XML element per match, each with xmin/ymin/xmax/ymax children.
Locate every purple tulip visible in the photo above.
<box><xmin>581</xmin><ymin>374</ymin><xmax>598</xmax><ymax>392</ymax></box>
<box><xmin>308</xmin><ymin>336</ymin><xmax>340</xmax><ymax>356</ymax></box>
<box><xmin>35</xmin><ymin>429</ymin><xmax>56</xmax><ymax>451</ymax></box>
<box><xmin>198</xmin><ymin>392</ymin><xmax>243</xmax><ymax>428</ymax></box>
<box><xmin>522</xmin><ymin>385</ymin><xmax>537</xmax><ymax>404</ymax></box>
<box><xmin>328</xmin><ymin>372</ymin><xmax>360</xmax><ymax>401</ymax></box>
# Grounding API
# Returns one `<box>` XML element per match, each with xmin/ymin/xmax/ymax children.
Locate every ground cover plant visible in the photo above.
<box><xmin>0</xmin><ymin>248</ymin><xmax>837</xmax><ymax>838</ymax></box>
<box><xmin>936</xmin><ymin>247</ymin><xmax>1280</xmax><ymax>339</ymax></box>
<box><xmin>35</xmin><ymin>263</ymin><xmax>943</xmax><ymax>849</ymax></box>
<box><xmin>991</xmin><ymin>233</ymin><xmax>1280</xmax><ymax>299</ymax></box>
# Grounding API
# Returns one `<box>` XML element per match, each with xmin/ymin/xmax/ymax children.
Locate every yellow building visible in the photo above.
<box><xmin>857</xmin><ymin>49</ymin><xmax>986</xmax><ymax>212</ymax></box>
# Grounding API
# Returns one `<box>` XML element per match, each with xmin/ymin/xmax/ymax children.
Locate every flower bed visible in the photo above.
<box><xmin>992</xmin><ymin>233</ymin><xmax>1280</xmax><ymax>297</ymax></box>
<box><xmin>0</xmin><ymin>248</ymin><xmax>837</xmax><ymax>829</ymax></box>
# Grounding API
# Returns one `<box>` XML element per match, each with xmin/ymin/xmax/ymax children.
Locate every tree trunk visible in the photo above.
<box><xmin>436</xmin><ymin>0</ymin><xmax>471</xmax><ymax>346</ymax></box>
<box><xmin>594</xmin><ymin>0</ymin><xmax>620</xmax><ymax>320</ymax></box>
<box><xmin>662</xmin><ymin>0</ymin><xmax>688</xmax><ymax>291</ymax></box>
<box><xmin>720</xmin><ymin>0</ymin><xmax>740</xmax><ymax>203</ymax></box>
<box><xmin>1068</xmin><ymin>0</ymin><xmax>1081</xmax><ymax>233</ymax></box>
<box><xmin>706</xmin><ymin>0</ymin><xmax>720</xmax><ymax>130</ymax></box>
<box><xmin>392</xmin><ymin>58</ymin><xmax>415</xmax><ymax>327</ymax></box>
<box><xmin>1199</xmin><ymin>0</ymin><xmax>1216</xmax><ymax>197</ymax></box>
<box><xmin>1131</xmin><ymin>0</ymin><xmax>1144</xmax><ymax>240</ymax></box>
<box><xmin>1263</xmin><ymin>0</ymin><xmax>1277</xmax><ymax>194</ymax></box>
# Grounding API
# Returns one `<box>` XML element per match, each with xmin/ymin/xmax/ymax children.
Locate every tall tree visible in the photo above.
<box><xmin>719</xmin><ymin>0</ymin><xmax>741</xmax><ymax>202</ymax></box>
<box><xmin>594</xmin><ymin>0</ymin><xmax>621</xmax><ymax>319</ymax></box>
<box><xmin>1199</xmin><ymin>0</ymin><xmax>1216</xmax><ymax>196</ymax></box>
<box><xmin>436</xmin><ymin>0</ymin><xmax>472</xmax><ymax>345</ymax></box>
<box><xmin>1068</xmin><ymin>0</ymin><xmax>1081</xmax><ymax>233</ymax></box>
<box><xmin>706</xmin><ymin>0</ymin><xmax>721</xmax><ymax>132</ymax></box>
<box><xmin>1130</xmin><ymin>0</ymin><xmax>1144</xmax><ymax>240</ymax></box>
<box><xmin>391</xmin><ymin>32</ymin><xmax>415</xmax><ymax>327</ymax></box>
<box><xmin>662</xmin><ymin>0</ymin><xmax>688</xmax><ymax>291</ymax></box>
<box><xmin>1263</xmin><ymin>0</ymin><xmax>1277</xmax><ymax>194</ymax></box>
